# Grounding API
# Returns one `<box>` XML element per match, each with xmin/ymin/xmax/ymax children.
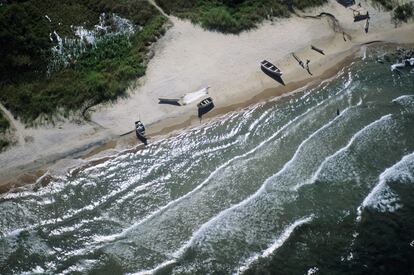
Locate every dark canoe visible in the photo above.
<box><xmin>354</xmin><ymin>12</ymin><xmax>369</xmax><ymax>22</ymax></box>
<box><xmin>197</xmin><ymin>97</ymin><xmax>214</xmax><ymax>118</ymax></box>
<box><xmin>135</xmin><ymin>120</ymin><xmax>148</xmax><ymax>145</ymax></box>
<box><xmin>337</xmin><ymin>0</ymin><xmax>355</xmax><ymax>7</ymax></box>
<box><xmin>260</xmin><ymin>60</ymin><xmax>282</xmax><ymax>77</ymax></box>
<box><xmin>260</xmin><ymin>60</ymin><xmax>285</xmax><ymax>85</ymax></box>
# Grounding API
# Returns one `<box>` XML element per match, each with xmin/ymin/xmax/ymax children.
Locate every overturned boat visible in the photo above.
<box><xmin>260</xmin><ymin>60</ymin><xmax>283</xmax><ymax>77</ymax></box>
<box><xmin>159</xmin><ymin>87</ymin><xmax>210</xmax><ymax>106</ymax></box>
<box><xmin>197</xmin><ymin>97</ymin><xmax>214</xmax><ymax>119</ymax></box>
<box><xmin>135</xmin><ymin>121</ymin><xmax>148</xmax><ymax>145</ymax></box>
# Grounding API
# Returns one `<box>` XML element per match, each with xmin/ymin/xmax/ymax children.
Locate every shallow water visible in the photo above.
<box><xmin>1</xmin><ymin>46</ymin><xmax>414</xmax><ymax>274</ymax></box>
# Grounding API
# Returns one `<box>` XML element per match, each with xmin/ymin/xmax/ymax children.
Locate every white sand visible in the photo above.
<box><xmin>1</xmin><ymin>0</ymin><xmax>414</xmax><ymax>189</ymax></box>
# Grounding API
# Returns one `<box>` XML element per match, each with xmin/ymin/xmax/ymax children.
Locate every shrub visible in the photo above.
<box><xmin>0</xmin><ymin>1</ymin><xmax>167</xmax><ymax>124</ymax></box>
<box><xmin>393</xmin><ymin>3</ymin><xmax>414</xmax><ymax>23</ymax></box>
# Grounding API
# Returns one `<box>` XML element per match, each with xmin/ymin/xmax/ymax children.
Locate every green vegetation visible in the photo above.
<box><xmin>155</xmin><ymin>0</ymin><xmax>327</xmax><ymax>34</ymax></box>
<box><xmin>0</xmin><ymin>113</ymin><xmax>10</xmax><ymax>151</ymax></box>
<box><xmin>393</xmin><ymin>2</ymin><xmax>414</xmax><ymax>23</ymax></box>
<box><xmin>371</xmin><ymin>0</ymin><xmax>396</xmax><ymax>11</ymax></box>
<box><xmin>0</xmin><ymin>0</ymin><xmax>166</xmax><ymax>124</ymax></box>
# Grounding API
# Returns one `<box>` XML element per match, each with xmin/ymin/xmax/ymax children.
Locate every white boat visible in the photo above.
<box><xmin>406</xmin><ymin>57</ymin><xmax>414</xmax><ymax>66</ymax></box>
<box><xmin>391</xmin><ymin>62</ymin><xmax>405</xmax><ymax>71</ymax></box>
<box><xmin>391</xmin><ymin>57</ymin><xmax>414</xmax><ymax>72</ymax></box>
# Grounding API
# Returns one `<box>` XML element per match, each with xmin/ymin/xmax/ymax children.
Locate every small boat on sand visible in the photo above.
<box><xmin>135</xmin><ymin>121</ymin><xmax>148</xmax><ymax>145</ymax></box>
<box><xmin>354</xmin><ymin>12</ymin><xmax>370</xmax><ymax>22</ymax></box>
<box><xmin>260</xmin><ymin>60</ymin><xmax>283</xmax><ymax>77</ymax></box>
<box><xmin>197</xmin><ymin>97</ymin><xmax>214</xmax><ymax>119</ymax></box>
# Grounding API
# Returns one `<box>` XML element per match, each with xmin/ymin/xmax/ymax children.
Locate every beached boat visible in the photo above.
<box><xmin>135</xmin><ymin>121</ymin><xmax>148</xmax><ymax>145</ymax></box>
<box><xmin>197</xmin><ymin>97</ymin><xmax>214</xmax><ymax>118</ymax></box>
<box><xmin>337</xmin><ymin>0</ymin><xmax>355</xmax><ymax>7</ymax></box>
<box><xmin>260</xmin><ymin>60</ymin><xmax>283</xmax><ymax>77</ymax></box>
<box><xmin>354</xmin><ymin>12</ymin><xmax>370</xmax><ymax>22</ymax></box>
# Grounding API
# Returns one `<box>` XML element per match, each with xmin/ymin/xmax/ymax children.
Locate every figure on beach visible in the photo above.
<box><xmin>306</xmin><ymin>59</ymin><xmax>312</xmax><ymax>75</ymax></box>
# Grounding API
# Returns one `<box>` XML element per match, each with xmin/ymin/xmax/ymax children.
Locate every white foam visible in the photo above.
<box><xmin>357</xmin><ymin>151</ymin><xmax>414</xmax><ymax>221</ymax></box>
<box><xmin>305</xmin><ymin>114</ymin><xmax>393</xmax><ymax>190</ymax></box>
<box><xmin>236</xmin><ymin>215</ymin><xmax>314</xmax><ymax>274</ymax></box>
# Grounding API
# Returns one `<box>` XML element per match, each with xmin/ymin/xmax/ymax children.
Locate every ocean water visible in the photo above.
<box><xmin>1</xmin><ymin>46</ymin><xmax>414</xmax><ymax>274</ymax></box>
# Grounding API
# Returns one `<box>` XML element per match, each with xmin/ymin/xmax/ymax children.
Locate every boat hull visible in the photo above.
<box><xmin>135</xmin><ymin>121</ymin><xmax>148</xmax><ymax>145</ymax></box>
<box><xmin>197</xmin><ymin>100</ymin><xmax>215</xmax><ymax>118</ymax></box>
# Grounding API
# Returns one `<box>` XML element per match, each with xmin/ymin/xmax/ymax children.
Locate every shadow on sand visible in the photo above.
<box><xmin>158</xmin><ymin>100</ymin><xmax>181</xmax><ymax>106</ymax></box>
<box><xmin>261</xmin><ymin>67</ymin><xmax>286</xmax><ymax>86</ymax></box>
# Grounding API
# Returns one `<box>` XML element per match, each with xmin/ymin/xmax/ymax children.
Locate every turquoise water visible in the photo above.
<box><xmin>1</xmin><ymin>46</ymin><xmax>414</xmax><ymax>274</ymax></box>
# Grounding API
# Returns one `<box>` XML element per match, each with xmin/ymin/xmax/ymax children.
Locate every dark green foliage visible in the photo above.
<box><xmin>0</xmin><ymin>139</ymin><xmax>9</xmax><ymax>151</ymax></box>
<box><xmin>371</xmin><ymin>0</ymin><xmax>395</xmax><ymax>11</ymax></box>
<box><xmin>0</xmin><ymin>113</ymin><xmax>10</xmax><ymax>151</ymax></box>
<box><xmin>155</xmin><ymin>0</ymin><xmax>327</xmax><ymax>34</ymax></box>
<box><xmin>0</xmin><ymin>0</ymin><xmax>166</xmax><ymax>123</ymax></box>
<box><xmin>0</xmin><ymin>113</ymin><xmax>10</xmax><ymax>133</ymax></box>
<box><xmin>0</xmin><ymin>2</ymin><xmax>53</xmax><ymax>81</ymax></box>
<box><xmin>393</xmin><ymin>2</ymin><xmax>414</xmax><ymax>23</ymax></box>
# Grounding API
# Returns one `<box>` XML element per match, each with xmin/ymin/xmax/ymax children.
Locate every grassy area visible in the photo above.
<box><xmin>155</xmin><ymin>0</ymin><xmax>327</xmax><ymax>34</ymax></box>
<box><xmin>371</xmin><ymin>0</ymin><xmax>396</xmax><ymax>11</ymax></box>
<box><xmin>393</xmin><ymin>2</ymin><xmax>414</xmax><ymax>23</ymax></box>
<box><xmin>0</xmin><ymin>113</ymin><xmax>10</xmax><ymax>151</ymax></box>
<box><xmin>0</xmin><ymin>0</ymin><xmax>167</xmax><ymax>124</ymax></box>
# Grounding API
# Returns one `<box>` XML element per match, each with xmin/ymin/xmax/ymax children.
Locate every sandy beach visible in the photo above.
<box><xmin>1</xmin><ymin>0</ymin><xmax>414</xmax><ymax>192</ymax></box>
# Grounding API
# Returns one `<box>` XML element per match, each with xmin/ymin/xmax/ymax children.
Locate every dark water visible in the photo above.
<box><xmin>1</xmin><ymin>46</ymin><xmax>414</xmax><ymax>275</ymax></box>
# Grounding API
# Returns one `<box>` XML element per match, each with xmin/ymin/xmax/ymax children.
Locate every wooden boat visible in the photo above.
<box><xmin>311</xmin><ymin>45</ymin><xmax>325</xmax><ymax>55</ymax></box>
<box><xmin>135</xmin><ymin>121</ymin><xmax>148</xmax><ymax>145</ymax></box>
<box><xmin>260</xmin><ymin>60</ymin><xmax>283</xmax><ymax>77</ymax></box>
<box><xmin>197</xmin><ymin>97</ymin><xmax>214</xmax><ymax>118</ymax></box>
<box><xmin>337</xmin><ymin>0</ymin><xmax>355</xmax><ymax>7</ymax></box>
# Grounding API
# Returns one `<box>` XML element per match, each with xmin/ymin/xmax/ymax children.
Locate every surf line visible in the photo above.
<box><xmin>128</xmin><ymin>91</ymin><xmax>361</xmax><ymax>275</ymax></box>
<box><xmin>236</xmin><ymin>215</ymin><xmax>315</xmax><ymax>275</ymax></box>
<box><xmin>140</xmin><ymin>113</ymin><xmax>395</xmax><ymax>274</ymax></box>
<box><xmin>356</xmin><ymin>151</ymin><xmax>414</xmax><ymax>222</ymax></box>
<box><xmin>294</xmin><ymin>114</ymin><xmax>393</xmax><ymax>191</ymax></box>
<box><xmin>91</xmin><ymin>88</ymin><xmax>340</xmax><ymax>245</ymax></box>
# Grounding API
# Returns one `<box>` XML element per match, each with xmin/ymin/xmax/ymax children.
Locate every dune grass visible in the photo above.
<box><xmin>0</xmin><ymin>113</ymin><xmax>10</xmax><ymax>151</ymax></box>
<box><xmin>393</xmin><ymin>2</ymin><xmax>414</xmax><ymax>23</ymax></box>
<box><xmin>155</xmin><ymin>0</ymin><xmax>327</xmax><ymax>34</ymax></box>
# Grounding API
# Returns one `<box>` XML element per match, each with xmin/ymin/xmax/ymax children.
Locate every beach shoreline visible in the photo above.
<box><xmin>1</xmin><ymin>1</ymin><xmax>414</xmax><ymax>193</ymax></box>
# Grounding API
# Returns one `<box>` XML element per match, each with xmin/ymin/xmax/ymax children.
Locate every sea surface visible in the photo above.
<box><xmin>1</xmin><ymin>46</ymin><xmax>414</xmax><ymax>274</ymax></box>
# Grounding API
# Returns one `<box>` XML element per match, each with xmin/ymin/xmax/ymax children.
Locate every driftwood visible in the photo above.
<box><xmin>292</xmin><ymin>53</ymin><xmax>304</xmax><ymax>68</ymax></box>
<box><xmin>311</xmin><ymin>45</ymin><xmax>325</xmax><ymax>55</ymax></box>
